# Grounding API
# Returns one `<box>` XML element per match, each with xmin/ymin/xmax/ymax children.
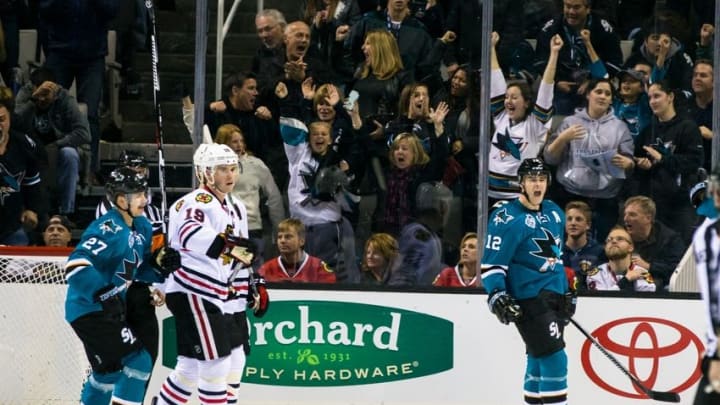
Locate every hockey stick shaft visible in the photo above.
<box><xmin>569</xmin><ymin>318</ymin><xmax>680</xmax><ymax>403</ymax></box>
<box><xmin>146</xmin><ymin>0</ymin><xmax>169</xmax><ymax>245</ymax></box>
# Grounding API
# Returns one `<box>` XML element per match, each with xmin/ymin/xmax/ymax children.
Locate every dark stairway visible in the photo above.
<box><xmin>73</xmin><ymin>0</ymin><xmax>301</xmax><ymax>232</ymax></box>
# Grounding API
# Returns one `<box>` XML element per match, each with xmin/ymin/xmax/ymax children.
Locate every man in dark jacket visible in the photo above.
<box><xmin>623</xmin><ymin>195</ymin><xmax>686</xmax><ymax>291</ymax></box>
<box><xmin>623</xmin><ymin>21</ymin><xmax>694</xmax><ymax>94</ymax></box>
<box><xmin>445</xmin><ymin>0</ymin><xmax>529</xmax><ymax>76</ymax></box>
<box><xmin>204</xmin><ymin>71</ymin><xmax>288</xmax><ymax>189</ymax></box>
<box><xmin>39</xmin><ymin>0</ymin><xmax>118</xmax><ymax>176</ymax></box>
<box><xmin>14</xmin><ymin>67</ymin><xmax>90</xmax><ymax>217</ymax></box>
<box><xmin>251</xmin><ymin>9</ymin><xmax>287</xmax><ymax>79</ymax></box>
<box><xmin>255</xmin><ymin>21</ymin><xmax>334</xmax><ymax>100</ymax></box>
<box><xmin>534</xmin><ymin>0</ymin><xmax>623</xmax><ymax>115</ymax></box>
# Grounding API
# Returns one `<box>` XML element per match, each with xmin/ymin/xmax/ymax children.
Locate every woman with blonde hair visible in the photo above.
<box><xmin>214</xmin><ymin>123</ymin><xmax>285</xmax><ymax>268</ymax></box>
<box><xmin>352</xmin><ymin>29</ymin><xmax>410</xmax><ymax>124</ymax></box>
<box><xmin>379</xmin><ymin>132</ymin><xmax>448</xmax><ymax>235</ymax></box>
<box><xmin>360</xmin><ymin>232</ymin><xmax>399</xmax><ymax>285</ymax></box>
<box><xmin>350</xmin><ymin>29</ymin><xmax>412</xmax><ymax>227</ymax></box>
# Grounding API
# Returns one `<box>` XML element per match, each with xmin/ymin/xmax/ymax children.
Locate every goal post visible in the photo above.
<box><xmin>0</xmin><ymin>246</ymin><xmax>87</xmax><ymax>404</ymax></box>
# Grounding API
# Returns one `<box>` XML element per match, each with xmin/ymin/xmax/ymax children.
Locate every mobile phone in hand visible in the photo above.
<box><xmin>344</xmin><ymin>90</ymin><xmax>359</xmax><ymax>111</ymax></box>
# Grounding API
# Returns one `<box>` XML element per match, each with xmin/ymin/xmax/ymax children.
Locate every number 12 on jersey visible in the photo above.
<box><xmin>486</xmin><ymin>235</ymin><xmax>501</xmax><ymax>251</ymax></box>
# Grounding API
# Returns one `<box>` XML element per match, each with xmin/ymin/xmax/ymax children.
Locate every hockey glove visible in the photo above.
<box><xmin>223</xmin><ymin>235</ymin><xmax>257</xmax><ymax>266</ymax></box>
<box><xmin>152</xmin><ymin>247</ymin><xmax>182</xmax><ymax>277</ymax></box>
<box><xmin>488</xmin><ymin>290</ymin><xmax>522</xmax><ymax>325</ymax></box>
<box><xmin>561</xmin><ymin>290</ymin><xmax>577</xmax><ymax>323</ymax></box>
<box><xmin>93</xmin><ymin>285</ymin><xmax>126</xmax><ymax>322</ymax></box>
<box><xmin>247</xmin><ymin>275</ymin><xmax>269</xmax><ymax>317</ymax></box>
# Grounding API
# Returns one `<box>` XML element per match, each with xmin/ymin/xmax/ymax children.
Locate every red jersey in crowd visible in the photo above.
<box><xmin>433</xmin><ymin>265</ymin><xmax>479</xmax><ymax>287</ymax></box>
<box><xmin>259</xmin><ymin>252</ymin><xmax>336</xmax><ymax>283</ymax></box>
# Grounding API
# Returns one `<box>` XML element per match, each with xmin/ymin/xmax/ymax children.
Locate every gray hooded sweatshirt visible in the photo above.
<box><xmin>544</xmin><ymin>108</ymin><xmax>633</xmax><ymax>198</ymax></box>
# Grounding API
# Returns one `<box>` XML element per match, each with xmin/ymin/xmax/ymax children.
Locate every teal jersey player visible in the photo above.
<box><xmin>481</xmin><ymin>197</ymin><xmax>566</xmax><ymax>299</ymax></box>
<box><xmin>65</xmin><ymin>208</ymin><xmax>160</xmax><ymax>323</ymax></box>
<box><xmin>64</xmin><ymin>167</ymin><xmax>180</xmax><ymax>405</ymax></box>
<box><xmin>481</xmin><ymin>158</ymin><xmax>575</xmax><ymax>405</ymax></box>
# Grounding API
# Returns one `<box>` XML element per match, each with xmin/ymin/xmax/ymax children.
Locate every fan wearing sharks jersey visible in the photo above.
<box><xmin>481</xmin><ymin>158</ymin><xmax>573</xmax><ymax>405</ymax></box>
<box><xmin>279</xmin><ymin>117</ymin><xmax>359</xmax><ymax>284</ymax></box>
<box><xmin>64</xmin><ymin>167</ymin><xmax>180</xmax><ymax>405</ymax></box>
<box><xmin>0</xmin><ymin>93</ymin><xmax>46</xmax><ymax>246</ymax></box>
<box><xmin>488</xmin><ymin>32</ymin><xmax>561</xmax><ymax>203</ymax></box>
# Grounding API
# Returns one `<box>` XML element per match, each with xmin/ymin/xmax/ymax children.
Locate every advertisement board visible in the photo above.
<box><xmin>146</xmin><ymin>290</ymin><xmax>707</xmax><ymax>404</ymax></box>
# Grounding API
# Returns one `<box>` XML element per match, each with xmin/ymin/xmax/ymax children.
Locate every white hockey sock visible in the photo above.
<box><xmin>226</xmin><ymin>347</ymin><xmax>245</xmax><ymax>405</ymax></box>
<box><xmin>198</xmin><ymin>357</ymin><xmax>230</xmax><ymax>405</ymax></box>
<box><xmin>157</xmin><ymin>357</ymin><xmax>198</xmax><ymax>405</ymax></box>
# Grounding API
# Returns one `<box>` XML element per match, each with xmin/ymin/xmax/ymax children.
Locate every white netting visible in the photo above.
<box><xmin>0</xmin><ymin>247</ymin><xmax>88</xmax><ymax>404</ymax></box>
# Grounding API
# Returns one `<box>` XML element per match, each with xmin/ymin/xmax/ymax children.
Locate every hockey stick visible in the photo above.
<box><xmin>569</xmin><ymin>318</ymin><xmax>680</xmax><ymax>403</ymax></box>
<box><xmin>146</xmin><ymin>0</ymin><xmax>169</xmax><ymax>245</ymax></box>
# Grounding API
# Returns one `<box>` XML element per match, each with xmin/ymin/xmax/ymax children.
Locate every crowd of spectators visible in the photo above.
<box><xmin>0</xmin><ymin>0</ymin><xmax>717</xmax><ymax>294</ymax></box>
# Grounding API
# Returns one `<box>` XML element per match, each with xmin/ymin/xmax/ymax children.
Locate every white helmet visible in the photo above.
<box><xmin>193</xmin><ymin>143</ymin><xmax>238</xmax><ymax>184</ymax></box>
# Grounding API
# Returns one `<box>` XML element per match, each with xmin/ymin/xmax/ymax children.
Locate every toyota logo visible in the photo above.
<box><xmin>580</xmin><ymin>317</ymin><xmax>704</xmax><ymax>399</ymax></box>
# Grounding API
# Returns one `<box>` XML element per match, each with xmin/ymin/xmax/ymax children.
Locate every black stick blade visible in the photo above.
<box><xmin>647</xmin><ymin>390</ymin><xmax>680</xmax><ymax>403</ymax></box>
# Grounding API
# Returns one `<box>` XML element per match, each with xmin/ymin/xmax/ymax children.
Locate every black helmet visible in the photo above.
<box><xmin>314</xmin><ymin>166</ymin><xmax>349</xmax><ymax>201</ymax></box>
<box><xmin>118</xmin><ymin>150</ymin><xmax>147</xmax><ymax>169</ymax></box>
<box><xmin>415</xmin><ymin>181</ymin><xmax>453</xmax><ymax>213</ymax></box>
<box><xmin>517</xmin><ymin>158</ymin><xmax>551</xmax><ymax>185</ymax></box>
<box><xmin>106</xmin><ymin>167</ymin><xmax>148</xmax><ymax>197</ymax></box>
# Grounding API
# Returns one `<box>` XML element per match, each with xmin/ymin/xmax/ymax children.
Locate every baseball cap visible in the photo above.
<box><xmin>617</xmin><ymin>69</ymin><xmax>644</xmax><ymax>82</ymax></box>
<box><xmin>44</xmin><ymin>215</ymin><xmax>74</xmax><ymax>233</ymax></box>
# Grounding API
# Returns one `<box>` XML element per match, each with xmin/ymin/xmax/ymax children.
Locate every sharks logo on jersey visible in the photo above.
<box><xmin>492</xmin><ymin>128</ymin><xmax>526</xmax><ymax>160</ymax></box>
<box><xmin>0</xmin><ymin>162</ymin><xmax>24</xmax><ymax>205</ymax></box>
<box><xmin>100</xmin><ymin>219</ymin><xmax>122</xmax><ymax>234</ymax></box>
<box><xmin>493</xmin><ymin>208</ymin><xmax>514</xmax><ymax>225</ymax></box>
<box><xmin>117</xmin><ymin>251</ymin><xmax>140</xmax><ymax>283</ymax></box>
<box><xmin>531</xmin><ymin>228</ymin><xmax>562</xmax><ymax>272</ymax></box>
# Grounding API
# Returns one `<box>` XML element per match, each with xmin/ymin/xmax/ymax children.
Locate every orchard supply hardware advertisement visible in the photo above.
<box><xmin>162</xmin><ymin>300</ymin><xmax>453</xmax><ymax>386</ymax></box>
<box><xmin>143</xmin><ymin>289</ymin><xmax>705</xmax><ymax>405</ymax></box>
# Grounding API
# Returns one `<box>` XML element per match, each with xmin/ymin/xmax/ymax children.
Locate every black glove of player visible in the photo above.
<box><xmin>488</xmin><ymin>290</ymin><xmax>522</xmax><ymax>325</ymax></box>
<box><xmin>223</xmin><ymin>235</ymin><xmax>257</xmax><ymax>266</ymax></box>
<box><xmin>561</xmin><ymin>290</ymin><xmax>577</xmax><ymax>322</ymax></box>
<box><xmin>93</xmin><ymin>284</ymin><xmax>126</xmax><ymax>322</ymax></box>
<box><xmin>152</xmin><ymin>247</ymin><xmax>182</xmax><ymax>277</ymax></box>
<box><xmin>247</xmin><ymin>274</ymin><xmax>269</xmax><ymax>317</ymax></box>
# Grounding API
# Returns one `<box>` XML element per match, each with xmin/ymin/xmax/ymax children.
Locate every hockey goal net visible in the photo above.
<box><xmin>0</xmin><ymin>246</ymin><xmax>88</xmax><ymax>404</ymax></box>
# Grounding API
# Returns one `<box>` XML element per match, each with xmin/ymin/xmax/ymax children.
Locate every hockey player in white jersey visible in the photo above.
<box><xmin>154</xmin><ymin>143</ymin><xmax>267</xmax><ymax>405</ymax></box>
